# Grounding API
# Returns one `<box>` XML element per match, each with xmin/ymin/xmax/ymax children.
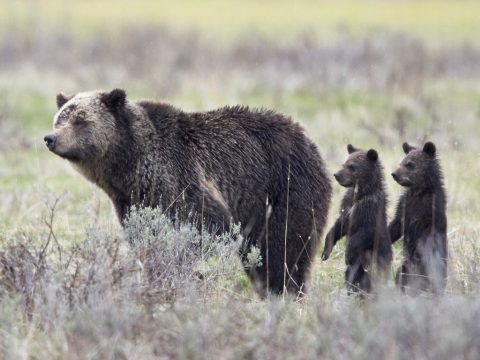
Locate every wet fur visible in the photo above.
<box><xmin>390</xmin><ymin>142</ymin><xmax>448</xmax><ymax>294</ymax></box>
<box><xmin>48</xmin><ymin>89</ymin><xmax>332</xmax><ymax>297</ymax></box>
<box><xmin>322</xmin><ymin>145</ymin><xmax>392</xmax><ymax>296</ymax></box>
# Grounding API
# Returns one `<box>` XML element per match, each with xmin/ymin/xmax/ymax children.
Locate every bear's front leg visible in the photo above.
<box><xmin>321</xmin><ymin>217</ymin><xmax>345</xmax><ymax>261</ymax></box>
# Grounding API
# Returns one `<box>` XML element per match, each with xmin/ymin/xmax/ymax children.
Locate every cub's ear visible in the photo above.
<box><xmin>423</xmin><ymin>141</ymin><xmax>436</xmax><ymax>157</ymax></box>
<box><xmin>56</xmin><ymin>93</ymin><xmax>73</xmax><ymax>109</ymax></box>
<box><xmin>101</xmin><ymin>88</ymin><xmax>126</xmax><ymax>112</ymax></box>
<box><xmin>402</xmin><ymin>142</ymin><xmax>415</xmax><ymax>154</ymax></box>
<box><xmin>347</xmin><ymin>144</ymin><xmax>358</xmax><ymax>154</ymax></box>
<box><xmin>366</xmin><ymin>149</ymin><xmax>378</xmax><ymax>162</ymax></box>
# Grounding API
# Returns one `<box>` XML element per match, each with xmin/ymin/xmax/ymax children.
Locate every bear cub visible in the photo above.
<box><xmin>390</xmin><ymin>141</ymin><xmax>447</xmax><ymax>294</ymax></box>
<box><xmin>322</xmin><ymin>144</ymin><xmax>392</xmax><ymax>296</ymax></box>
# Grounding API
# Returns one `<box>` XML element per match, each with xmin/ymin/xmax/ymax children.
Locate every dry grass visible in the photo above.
<box><xmin>1</xmin><ymin>206</ymin><xmax>480</xmax><ymax>359</ymax></box>
<box><xmin>0</xmin><ymin>11</ymin><xmax>480</xmax><ymax>359</ymax></box>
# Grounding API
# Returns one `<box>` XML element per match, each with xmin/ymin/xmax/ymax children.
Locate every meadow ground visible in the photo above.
<box><xmin>1</xmin><ymin>1</ymin><xmax>480</xmax><ymax>359</ymax></box>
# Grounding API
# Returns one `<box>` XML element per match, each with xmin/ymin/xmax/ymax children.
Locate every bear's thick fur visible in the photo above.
<box><xmin>322</xmin><ymin>144</ymin><xmax>392</xmax><ymax>296</ymax></box>
<box><xmin>390</xmin><ymin>141</ymin><xmax>448</xmax><ymax>294</ymax></box>
<box><xmin>45</xmin><ymin>89</ymin><xmax>332</xmax><ymax>296</ymax></box>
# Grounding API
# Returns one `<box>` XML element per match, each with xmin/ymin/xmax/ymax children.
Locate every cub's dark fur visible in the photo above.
<box><xmin>390</xmin><ymin>141</ymin><xmax>448</xmax><ymax>294</ymax></box>
<box><xmin>322</xmin><ymin>144</ymin><xmax>392</xmax><ymax>295</ymax></box>
<box><xmin>45</xmin><ymin>89</ymin><xmax>332</xmax><ymax>297</ymax></box>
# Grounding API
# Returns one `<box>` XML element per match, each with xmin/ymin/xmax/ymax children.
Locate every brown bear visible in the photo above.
<box><xmin>390</xmin><ymin>141</ymin><xmax>448</xmax><ymax>295</ymax></box>
<box><xmin>321</xmin><ymin>144</ymin><xmax>392</xmax><ymax>296</ymax></box>
<box><xmin>44</xmin><ymin>89</ymin><xmax>332</xmax><ymax>297</ymax></box>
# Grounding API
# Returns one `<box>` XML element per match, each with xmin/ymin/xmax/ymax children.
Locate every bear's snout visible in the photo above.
<box><xmin>391</xmin><ymin>172</ymin><xmax>399</xmax><ymax>181</ymax></box>
<box><xmin>334</xmin><ymin>171</ymin><xmax>348</xmax><ymax>186</ymax></box>
<box><xmin>44</xmin><ymin>134</ymin><xmax>57</xmax><ymax>150</ymax></box>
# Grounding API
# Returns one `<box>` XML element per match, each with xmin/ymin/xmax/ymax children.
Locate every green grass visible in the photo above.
<box><xmin>1</xmin><ymin>83</ymin><xmax>478</xmax><ymax>244</ymax></box>
<box><xmin>1</xmin><ymin>5</ymin><xmax>480</xmax><ymax>356</ymax></box>
<box><xmin>2</xmin><ymin>0</ymin><xmax>480</xmax><ymax>44</ymax></box>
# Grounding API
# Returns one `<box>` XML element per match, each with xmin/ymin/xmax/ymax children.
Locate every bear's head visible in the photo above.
<box><xmin>334</xmin><ymin>144</ymin><xmax>380</xmax><ymax>189</ymax></box>
<box><xmin>391</xmin><ymin>141</ymin><xmax>437</xmax><ymax>188</ymax></box>
<box><xmin>44</xmin><ymin>89</ymin><xmax>126</xmax><ymax>162</ymax></box>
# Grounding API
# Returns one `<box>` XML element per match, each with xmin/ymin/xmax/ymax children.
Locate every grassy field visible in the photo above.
<box><xmin>2</xmin><ymin>0</ymin><xmax>480</xmax><ymax>43</ymax></box>
<box><xmin>1</xmin><ymin>1</ymin><xmax>480</xmax><ymax>359</ymax></box>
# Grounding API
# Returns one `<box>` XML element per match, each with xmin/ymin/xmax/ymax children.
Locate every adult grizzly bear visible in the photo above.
<box><xmin>321</xmin><ymin>144</ymin><xmax>392</xmax><ymax>296</ymax></box>
<box><xmin>390</xmin><ymin>141</ymin><xmax>448</xmax><ymax>294</ymax></box>
<box><xmin>44</xmin><ymin>89</ymin><xmax>332</xmax><ymax>296</ymax></box>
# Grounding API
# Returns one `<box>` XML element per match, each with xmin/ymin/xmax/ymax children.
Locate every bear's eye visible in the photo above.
<box><xmin>406</xmin><ymin>162</ymin><xmax>415</xmax><ymax>170</ymax></box>
<box><xmin>347</xmin><ymin>164</ymin><xmax>355</xmax><ymax>172</ymax></box>
<box><xmin>72</xmin><ymin>112</ymin><xmax>87</xmax><ymax>126</ymax></box>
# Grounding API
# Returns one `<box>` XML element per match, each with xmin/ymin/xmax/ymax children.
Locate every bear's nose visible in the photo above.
<box><xmin>391</xmin><ymin>172</ymin><xmax>399</xmax><ymax>181</ymax></box>
<box><xmin>333</xmin><ymin>172</ymin><xmax>340</xmax><ymax>180</ymax></box>
<box><xmin>44</xmin><ymin>134</ymin><xmax>57</xmax><ymax>150</ymax></box>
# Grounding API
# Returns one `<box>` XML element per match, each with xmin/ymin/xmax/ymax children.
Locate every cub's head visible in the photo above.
<box><xmin>391</xmin><ymin>141</ymin><xmax>437</xmax><ymax>188</ymax></box>
<box><xmin>44</xmin><ymin>89</ymin><xmax>126</xmax><ymax>162</ymax></box>
<box><xmin>334</xmin><ymin>144</ymin><xmax>380</xmax><ymax>188</ymax></box>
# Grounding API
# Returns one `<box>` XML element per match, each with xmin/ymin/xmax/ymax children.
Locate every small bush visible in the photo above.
<box><xmin>0</xmin><ymin>205</ymin><xmax>479</xmax><ymax>359</ymax></box>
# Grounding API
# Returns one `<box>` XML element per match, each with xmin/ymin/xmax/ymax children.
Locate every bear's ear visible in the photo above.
<box><xmin>402</xmin><ymin>142</ymin><xmax>415</xmax><ymax>154</ymax></box>
<box><xmin>366</xmin><ymin>149</ymin><xmax>378</xmax><ymax>162</ymax></box>
<box><xmin>423</xmin><ymin>141</ymin><xmax>436</xmax><ymax>158</ymax></box>
<box><xmin>347</xmin><ymin>144</ymin><xmax>358</xmax><ymax>154</ymax></box>
<box><xmin>101</xmin><ymin>88</ymin><xmax>126</xmax><ymax>112</ymax></box>
<box><xmin>56</xmin><ymin>93</ymin><xmax>72</xmax><ymax>109</ymax></box>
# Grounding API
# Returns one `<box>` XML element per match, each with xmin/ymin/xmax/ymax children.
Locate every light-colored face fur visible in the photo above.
<box><xmin>49</xmin><ymin>91</ymin><xmax>118</xmax><ymax>162</ymax></box>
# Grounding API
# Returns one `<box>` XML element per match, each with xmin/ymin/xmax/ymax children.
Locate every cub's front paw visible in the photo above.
<box><xmin>321</xmin><ymin>247</ymin><xmax>332</xmax><ymax>261</ymax></box>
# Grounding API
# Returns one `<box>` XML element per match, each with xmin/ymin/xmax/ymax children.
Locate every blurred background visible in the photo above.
<box><xmin>1</xmin><ymin>2</ymin><xmax>480</xmax><ymax>357</ymax></box>
<box><xmin>0</xmin><ymin>0</ymin><xmax>479</xmax><ymax>282</ymax></box>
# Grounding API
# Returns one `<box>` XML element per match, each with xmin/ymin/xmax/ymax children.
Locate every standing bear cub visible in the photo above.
<box><xmin>390</xmin><ymin>141</ymin><xmax>447</xmax><ymax>294</ymax></box>
<box><xmin>322</xmin><ymin>145</ymin><xmax>392</xmax><ymax>296</ymax></box>
<box><xmin>44</xmin><ymin>89</ymin><xmax>332</xmax><ymax>297</ymax></box>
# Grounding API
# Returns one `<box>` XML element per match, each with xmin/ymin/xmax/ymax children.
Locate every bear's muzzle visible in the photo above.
<box><xmin>44</xmin><ymin>133</ymin><xmax>57</xmax><ymax>150</ymax></box>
